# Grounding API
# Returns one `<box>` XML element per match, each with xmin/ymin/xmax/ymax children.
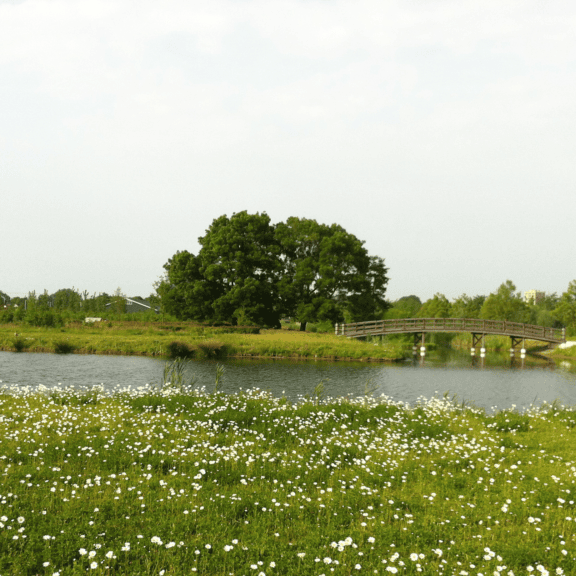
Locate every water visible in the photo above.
<box><xmin>1</xmin><ymin>350</ymin><xmax>576</xmax><ymax>412</ymax></box>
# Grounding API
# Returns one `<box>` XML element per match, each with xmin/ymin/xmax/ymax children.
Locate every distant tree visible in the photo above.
<box><xmin>480</xmin><ymin>280</ymin><xmax>529</xmax><ymax>322</ymax></box>
<box><xmin>385</xmin><ymin>295</ymin><xmax>421</xmax><ymax>319</ymax></box>
<box><xmin>52</xmin><ymin>288</ymin><xmax>82</xmax><ymax>311</ymax></box>
<box><xmin>36</xmin><ymin>290</ymin><xmax>52</xmax><ymax>311</ymax></box>
<box><xmin>111</xmin><ymin>288</ymin><xmax>127</xmax><ymax>315</ymax></box>
<box><xmin>450</xmin><ymin>294</ymin><xmax>485</xmax><ymax>319</ymax></box>
<box><xmin>553</xmin><ymin>281</ymin><xmax>576</xmax><ymax>333</ymax></box>
<box><xmin>416</xmin><ymin>293</ymin><xmax>451</xmax><ymax>318</ymax></box>
<box><xmin>275</xmin><ymin>217</ymin><xmax>388</xmax><ymax>329</ymax></box>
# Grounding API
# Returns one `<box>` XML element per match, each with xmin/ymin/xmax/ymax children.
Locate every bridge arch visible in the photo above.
<box><xmin>335</xmin><ymin>318</ymin><xmax>565</xmax><ymax>355</ymax></box>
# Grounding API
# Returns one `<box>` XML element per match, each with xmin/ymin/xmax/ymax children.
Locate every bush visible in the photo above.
<box><xmin>54</xmin><ymin>340</ymin><xmax>76</xmax><ymax>354</ymax></box>
<box><xmin>196</xmin><ymin>340</ymin><xmax>228</xmax><ymax>359</ymax></box>
<box><xmin>12</xmin><ymin>336</ymin><xmax>30</xmax><ymax>352</ymax></box>
<box><xmin>166</xmin><ymin>341</ymin><xmax>195</xmax><ymax>359</ymax></box>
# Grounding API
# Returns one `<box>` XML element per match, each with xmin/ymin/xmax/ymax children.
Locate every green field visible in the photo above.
<box><xmin>0</xmin><ymin>382</ymin><xmax>575</xmax><ymax>575</ymax></box>
<box><xmin>0</xmin><ymin>322</ymin><xmax>404</xmax><ymax>362</ymax></box>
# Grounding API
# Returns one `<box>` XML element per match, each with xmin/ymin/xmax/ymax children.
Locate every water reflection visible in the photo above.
<box><xmin>0</xmin><ymin>349</ymin><xmax>575</xmax><ymax>412</ymax></box>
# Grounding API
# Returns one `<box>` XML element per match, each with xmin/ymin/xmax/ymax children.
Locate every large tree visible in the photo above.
<box><xmin>159</xmin><ymin>211</ymin><xmax>282</xmax><ymax>327</ymax></box>
<box><xmin>159</xmin><ymin>213</ymin><xmax>389</xmax><ymax>329</ymax></box>
<box><xmin>275</xmin><ymin>217</ymin><xmax>388</xmax><ymax>330</ymax></box>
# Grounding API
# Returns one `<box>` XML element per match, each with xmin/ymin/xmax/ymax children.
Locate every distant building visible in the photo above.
<box><xmin>105</xmin><ymin>297</ymin><xmax>159</xmax><ymax>314</ymax></box>
<box><xmin>524</xmin><ymin>290</ymin><xmax>545</xmax><ymax>305</ymax></box>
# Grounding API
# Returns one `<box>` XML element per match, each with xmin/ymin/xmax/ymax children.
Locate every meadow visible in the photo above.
<box><xmin>0</xmin><ymin>322</ymin><xmax>404</xmax><ymax>362</ymax></box>
<box><xmin>1</xmin><ymin>378</ymin><xmax>575</xmax><ymax>575</ymax></box>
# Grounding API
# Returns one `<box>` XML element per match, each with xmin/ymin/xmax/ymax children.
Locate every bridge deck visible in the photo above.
<box><xmin>337</xmin><ymin>318</ymin><xmax>565</xmax><ymax>344</ymax></box>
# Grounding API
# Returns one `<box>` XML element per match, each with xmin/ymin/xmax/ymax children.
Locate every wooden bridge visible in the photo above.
<box><xmin>335</xmin><ymin>318</ymin><xmax>565</xmax><ymax>351</ymax></box>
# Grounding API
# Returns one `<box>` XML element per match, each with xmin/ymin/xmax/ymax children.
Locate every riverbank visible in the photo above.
<box><xmin>1</xmin><ymin>384</ymin><xmax>575</xmax><ymax>575</ymax></box>
<box><xmin>0</xmin><ymin>322</ymin><xmax>405</xmax><ymax>362</ymax></box>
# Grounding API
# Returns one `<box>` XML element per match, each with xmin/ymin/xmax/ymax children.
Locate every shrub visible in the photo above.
<box><xmin>12</xmin><ymin>336</ymin><xmax>30</xmax><ymax>352</ymax></box>
<box><xmin>54</xmin><ymin>340</ymin><xmax>76</xmax><ymax>354</ymax></box>
<box><xmin>166</xmin><ymin>341</ymin><xmax>195</xmax><ymax>359</ymax></box>
<box><xmin>196</xmin><ymin>340</ymin><xmax>228</xmax><ymax>359</ymax></box>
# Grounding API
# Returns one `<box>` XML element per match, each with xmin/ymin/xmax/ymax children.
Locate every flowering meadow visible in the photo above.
<box><xmin>1</xmin><ymin>381</ymin><xmax>575</xmax><ymax>576</ymax></box>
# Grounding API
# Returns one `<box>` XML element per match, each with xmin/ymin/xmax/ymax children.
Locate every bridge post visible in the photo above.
<box><xmin>471</xmin><ymin>333</ymin><xmax>484</xmax><ymax>356</ymax></box>
<box><xmin>510</xmin><ymin>336</ymin><xmax>523</xmax><ymax>356</ymax></box>
<box><xmin>413</xmin><ymin>333</ymin><xmax>425</xmax><ymax>356</ymax></box>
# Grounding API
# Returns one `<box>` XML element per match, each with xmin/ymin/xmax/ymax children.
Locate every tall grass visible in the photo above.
<box><xmin>0</xmin><ymin>323</ymin><xmax>404</xmax><ymax>361</ymax></box>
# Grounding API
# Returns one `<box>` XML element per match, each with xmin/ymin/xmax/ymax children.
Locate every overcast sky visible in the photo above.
<box><xmin>2</xmin><ymin>0</ymin><xmax>575</xmax><ymax>303</ymax></box>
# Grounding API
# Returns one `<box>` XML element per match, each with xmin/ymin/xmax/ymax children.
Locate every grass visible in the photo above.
<box><xmin>0</xmin><ymin>322</ymin><xmax>404</xmax><ymax>362</ymax></box>
<box><xmin>0</xmin><ymin>383</ymin><xmax>575</xmax><ymax>575</ymax></box>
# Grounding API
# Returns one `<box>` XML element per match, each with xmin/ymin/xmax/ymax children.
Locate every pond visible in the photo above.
<box><xmin>1</xmin><ymin>350</ymin><xmax>575</xmax><ymax>412</ymax></box>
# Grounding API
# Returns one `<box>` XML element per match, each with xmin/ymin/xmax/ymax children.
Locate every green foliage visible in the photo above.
<box><xmin>416</xmin><ymin>293</ymin><xmax>452</xmax><ymax>318</ymax></box>
<box><xmin>53</xmin><ymin>340</ymin><xmax>76</xmax><ymax>354</ymax></box>
<box><xmin>553</xmin><ymin>280</ymin><xmax>576</xmax><ymax>332</ymax></box>
<box><xmin>276</xmin><ymin>217</ymin><xmax>388</xmax><ymax>328</ymax></box>
<box><xmin>480</xmin><ymin>280</ymin><xmax>529</xmax><ymax>322</ymax></box>
<box><xmin>11</xmin><ymin>336</ymin><xmax>30</xmax><ymax>352</ymax></box>
<box><xmin>195</xmin><ymin>340</ymin><xmax>228</xmax><ymax>359</ymax></box>
<box><xmin>450</xmin><ymin>293</ymin><xmax>485</xmax><ymax>318</ymax></box>
<box><xmin>385</xmin><ymin>295</ymin><xmax>422</xmax><ymax>319</ymax></box>
<box><xmin>160</xmin><ymin>213</ymin><xmax>389</xmax><ymax>330</ymax></box>
<box><xmin>159</xmin><ymin>212</ymin><xmax>282</xmax><ymax>327</ymax></box>
<box><xmin>166</xmin><ymin>341</ymin><xmax>195</xmax><ymax>359</ymax></box>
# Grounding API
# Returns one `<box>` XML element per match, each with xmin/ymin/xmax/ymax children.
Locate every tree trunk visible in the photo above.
<box><xmin>299</xmin><ymin>321</ymin><xmax>307</xmax><ymax>332</ymax></box>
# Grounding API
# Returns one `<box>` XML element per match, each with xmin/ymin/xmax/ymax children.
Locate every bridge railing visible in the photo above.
<box><xmin>336</xmin><ymin>318</ymin><xmax>565</xmax><ymax>343</ymax></box>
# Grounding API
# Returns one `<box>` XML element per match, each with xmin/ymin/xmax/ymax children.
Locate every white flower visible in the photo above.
<box><xmin>105</xmin><ymin>551</ymin><xmax>114</xmax><ymax>559</ymax></box>
<box><xmin>269</xmin><ymin>561</ymin><xmax>276</xmax><ymax>568</ymax></box>
<box><xmin>224</xmin><ymin>545</ymin><xmax>233</xmax><ymax>552</ymax></box>
<box><xmin>151</xmin><ymin>536</ymin><xmax>163</xmax><ymax>545</ymax></box>
<box><xmin>166</xmin><ymin>542</ymin><xmax>175</xmax><ymax>549</ymax></box>
<box><xmin>323</xmin><ymin>557</ymin><xmax>332</xmax><ymax>564</ymax></box>
<box><xmin>88</xmin><ymin>551</ymin><xmax>96</xmax><ymax>559</ymax></box>
<box><xmin>355</xmin><ymin>564</ymin><xmax>362</xmax><ymax>570</ymax></box>
<box><xmin>297</xmin><ymin>553</ymin><xmax>306</xmax><ymax>559</ymax></box>
<box><xmin>90</xmin><ymin>562</ymin><xmax>98</xmax><ymax>569</ymax></box>
<box><xmin>410</xmin><ymin>553</ymin><xmax>419</xmax><ymax>561</ymax></box>
<box><xmin>17</xmin><ymin>517</ymin><xmax>25</xmax><ymax>524</ymax></box>
<box><xmin>43</xmin><ymin>562</ymin><xmax>50</xmax><ymax>567</ymax></box>
<box><xmin>79</xmin><ymin>548</ymin><xmax>87</xmax><ymax>555</ymax></box>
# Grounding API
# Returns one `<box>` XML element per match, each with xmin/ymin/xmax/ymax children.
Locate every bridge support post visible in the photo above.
<box><xmin>413</xmin><ymin>333</ymin><xmax>425</xmax><ymax>356</ymax></box>
<box><xmin>510</xmin><ymin>336</ymin><xmax>523</xmax><ymax>356</ymax></box>
<box><xmin>471</xmin><ymin>333</ymin><xmax>485</xmax><ymax>356</ymax></box>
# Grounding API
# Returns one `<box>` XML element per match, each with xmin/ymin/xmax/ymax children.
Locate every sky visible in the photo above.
<box><xmin>2</xmin><ymin>0</ymin><xmax>576</xmax><ymax>304</ymax></box>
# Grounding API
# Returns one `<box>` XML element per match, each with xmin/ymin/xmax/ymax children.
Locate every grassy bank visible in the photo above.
<box><xmin>1</xmin><ymin>384</ymin><xmax>575</xmax><ymax>575</ymax></box>
<box><xmin>0</xmin><ymin>322</ymin><xmax>404</xmax><ymax>362</ymax></box>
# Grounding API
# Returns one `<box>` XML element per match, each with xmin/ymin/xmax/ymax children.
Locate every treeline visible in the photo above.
<box><xmin>0</xmin><ymin>288</ymin><xmax>163</xmax><ymax>327</ymax></box>
<box><xmin>386</xmin><ymin>280</ymin><xmax>576</xmax><ymax>336</ymax></box>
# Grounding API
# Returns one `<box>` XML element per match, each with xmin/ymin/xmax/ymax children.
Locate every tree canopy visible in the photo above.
<box><xmin>479</xmin><ymin>280</ymin><xmax>529</xmax><ymax>323</ymax></box>
<box><xmin>553</xmin><ymin>280</ymin><xmax>576</xmax><ymax>333</ymax></box>
<box><xmin>158</xmin><ymin>212</ymin><xmax>389</xmax><ymax>328</ymax></box>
